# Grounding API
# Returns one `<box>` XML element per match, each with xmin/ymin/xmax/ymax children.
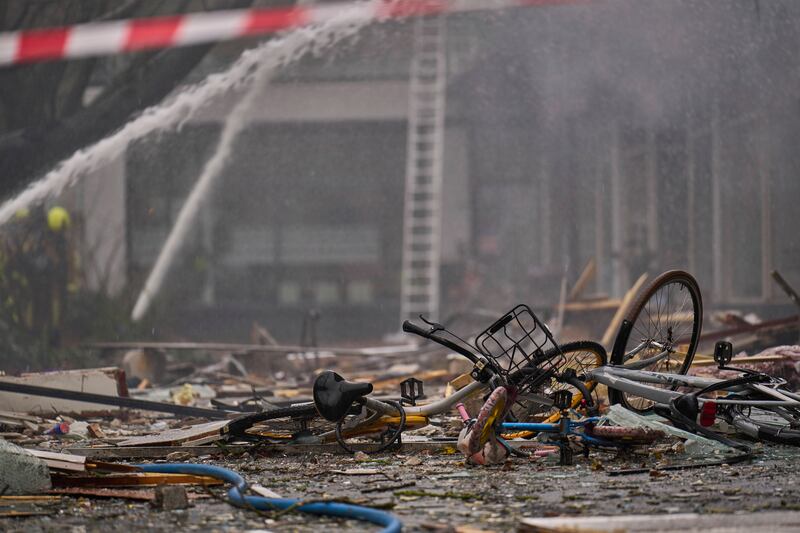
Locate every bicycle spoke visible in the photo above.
<box><xmin>611</xmin><ymin>271</ymin><xmax>703</xmax><ymax>414</ymax></box>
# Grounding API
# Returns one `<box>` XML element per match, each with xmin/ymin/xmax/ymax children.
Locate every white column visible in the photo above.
<box><xmin>80</xmin><ymin>153</ymin><xmax>127</xmax><ymax>296</ymax></box>
<box><xmin>758</xmin><ymin>114</ymin><xmax>772</xmax><ymax>301</ymax></box>
<box><xmin>686</xmin><ymin>120</ymin><xmax>696</xmax><ymax>275</ymax></box>
<box><xmin>645</xmin><ymin>125</ymin><xmax>658</xmax><ymax>269</ymax></box>
<box><xmin>711</xmin><ymin>102</ymin><xmax>723</xmax><ymax>302</ymax></box>
<box><xmin>610</xmin><ymin>121</ymin><xmax>624</xmax><ymax>298</ymax></box>
<box><xmin>540</xmin><ymin>153</ymin><xmax>552</xmax><ymax>268</ymax></box>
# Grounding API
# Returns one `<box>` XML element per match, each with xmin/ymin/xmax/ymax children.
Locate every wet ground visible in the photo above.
<box><xmin>3</xmin><ymin>442</ymin><xmax>800</xmax><ymax>532</ymax></box>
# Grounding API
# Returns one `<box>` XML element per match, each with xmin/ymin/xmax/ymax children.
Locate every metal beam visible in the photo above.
<box><xmin>0</xmin><ymin>381</ymin><xmax>233</xmax><ymax>419</ymax></box>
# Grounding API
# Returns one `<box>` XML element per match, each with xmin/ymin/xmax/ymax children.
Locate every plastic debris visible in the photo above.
<box><xmin>601</xmin><ymin>404</ymin><xmax>738</xmax><ymax>456</ymax></box>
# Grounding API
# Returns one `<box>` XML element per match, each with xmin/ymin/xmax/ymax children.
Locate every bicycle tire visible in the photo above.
<box><xmin>610</xmin><ymin>270</ymin><xmax>703</xmax><ymax>413</ymax></box>
<box><xmin>728</xmin><ymin>404</ymin><xmax>800</xmax><ymax>446</ymax></box>
<box><xmin>509</xmin><ymin>340</ymin><xmax>607</xmax><ymax>422</ymax></box>
<box><xmin>227</xmin><ymin>402</ymin><xmax>321</xmax><ymax>439</ymax></box>
<box><xmin>336</xmin><ymin>400</ymin><xmax>406</xmax><ymax>455</ymax></box>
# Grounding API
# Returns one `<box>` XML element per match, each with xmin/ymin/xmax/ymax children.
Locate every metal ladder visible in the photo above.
<box><xmin>400</xmin><ymin>14</ymin><xmax>447</xmax><ymax>323</ymax></box>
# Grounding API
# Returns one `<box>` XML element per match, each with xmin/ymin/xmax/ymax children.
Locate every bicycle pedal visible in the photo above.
<box><xmin>553</xmin><ymin>390</ymin><xmax>573</xmax><ymax>410</ymax></box>
<box><xmin>400</xmin><ymin>377</ymin><xmax>424</xmax><ymax>406</ymax></box>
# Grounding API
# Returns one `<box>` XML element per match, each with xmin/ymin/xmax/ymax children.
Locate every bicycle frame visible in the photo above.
<box><xmin>620</xmin><ymin>341</ymin><xmax>691</xmax><ymax>371</ymax></box>
<box><xmin>329</xmin><ymin>380</ymin><xmax>487</xmax><ymax>440</ymax></box>
<box><xmin>587</xmin><ymin>366</ymin><xmax>800</xmax><ymax>408</ymax></box>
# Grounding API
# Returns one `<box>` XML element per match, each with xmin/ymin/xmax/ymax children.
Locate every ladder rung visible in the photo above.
<box><xmin>407</xmin><ymin>223</ymin><xmax>435</xmax><ymax>232</ymax></box>
<box><xmin>407</xmin><ymin>250</ymin><xmax>434</xmax><ymax>258</ymax></box>
<box><xmin>402</xmin><ymin>308</ymin><xmax>436</xmax><ymax>318</ymax></box>
<box><xmin>409</xmin><ymin>244</ymin><xmax>433</xmax><ymax>253</ymax></box>
<box><xmin>403</xmin><ymin>292</ymin><xmax>433</xmax><ymax>301</ymax></box>
<box><xmin>405</xmin><ymin>237</ymin><xmax>436</xmax><ymax>247</ymax></box>
<box><xmin>410</xmin><ymin>193</ymin><xmax>435</xmax><ymax>202</ymax></box>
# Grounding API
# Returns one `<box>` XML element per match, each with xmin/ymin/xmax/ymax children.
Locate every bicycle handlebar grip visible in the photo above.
<box><xmin>402</xmin><ymin>320</ymin><xmax>429</xmax><ymax>337</ymax></box>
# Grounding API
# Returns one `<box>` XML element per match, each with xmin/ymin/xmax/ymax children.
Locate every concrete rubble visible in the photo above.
<box><xmin>1</xmin><ymin>290</ymin><xmax>800</xmax><ymax>530</ymax></box>
<box><xmin>0</xmin><ymin>439</ymin><xmax>51</xmax><ymax>495</ymax></box>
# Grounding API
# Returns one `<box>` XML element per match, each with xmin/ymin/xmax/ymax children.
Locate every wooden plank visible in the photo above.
<box><xmin>0</xmin><ymin>495</ymin><xmax>61</xmax><ymax>502</ymax></box>
<box><xmin>691</xmin><ymin>354</ymin><xmax>792</xmax><ymax>367</ymax></box>
<box><xmin>27</xmin><ymin>449</ymin><xmax>88</xmax><ymax>472</ymax></box>
<box><xmin>520</xmin><ymin>510</ymin><xmax>800</xmax><ymax>532</ymax></box>
<box><xmin>51</xmin><ymin>472</ymin><xmax>223</xmax><ymax>487</ymax></box>
<box><xmin>25</xmin><ymin>449</ymin><xmax>139</xmax><ymax>473</ymax></box>
<box><xmin>563</xmin><ymin>299</ymin><xmax>622</xmax><ymax>312</ymax></box>
<box><xmin>0</xmin><ymin>410</ymin><xmax>40</xmax><ymax>423</ymax></box>
<box><xmin>567</xmin><ymin>258</ymin><xmax>596</xmax><ymax>301</ymax></box>
<box><xmin>0</xmin><ymin>510</ymin><xmax>55</xmax><ymax>517</ymax></box>
<box><xmin>116</xmin><ymin>420</ymin><xmax>230</xmax><ymax>447</ymax></box>
<box><xmin>601</xmin><ymin>273</ymin><xmax>648</xmax><ymax>349</ymax></box>
<box><xmin>49</xmin><ymin>487</ymin><xmax>154</xmax><ymax>501</ymax></box>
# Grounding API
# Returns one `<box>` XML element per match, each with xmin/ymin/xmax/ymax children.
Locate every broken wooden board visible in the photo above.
<box><xmin>563</xmin><ymin>299</ymin><xmax>622</xmax><ymax>312</ymax></box>
<box><xmin>0</xmin><ymin>495</ymin><xmax>61</xmax><ymax>518</ymax></box>
<box><xmin>26</xmin><ymin>449</ymin><xmax>138</xmax><ymax>473</ymax></box>
<box><xmin>0</xmin><ymin>410</ymin><xmax>40</xmax><ymax>429</ymax></box>
<box><xmin>0</xmin><ymin>367</ymin><xmax>127</xmax><ymax>416</ymax></box>
<box><xmin>48</xmin><ymin>487</ymin><xmax>155</xmax><ymax>501</ymax></box>
<box><xmin>601</xmin><ymin>273</ymin><xmax>649</xmax><ymax>348</ymax></box>
<box><xmin>51</xmin><ymin>472</ymin><xmax>223</xmax><ymax>487</ymax></box>
<box><xmin>519</xmin><ymin>510</ymin><xmax>800</xmax><ymax>532</ymax></box>
<box><xmin>0</xmin><ymin>495</ymin><xmax>62</xmax><ymax>502</ymax></box>
<box><xmin>116</xmin><ymin>420</ymin><xmax>231</xmax><ymax>447</ymax></box>
<box><xmin>567</xmin><ymin>258</ymin><xmax>597</xmax><ymax>302</ymax></box>
<box><xmin>692</xmin><ymin>354</ymin><xmax>792</xmax><ymax>367</ymax></box>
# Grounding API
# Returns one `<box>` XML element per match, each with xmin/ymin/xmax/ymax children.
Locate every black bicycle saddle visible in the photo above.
<box><xmin>313</xmin><ymin>370</ymin><xmax>373</xmax><ymax>422</ymax></box>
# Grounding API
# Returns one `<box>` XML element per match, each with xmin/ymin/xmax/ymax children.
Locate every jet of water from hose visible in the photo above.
<box><xmin>130</xmin><ymin>52</ymin><xmax>272</xmax><ymax>321</ymax></box>
<box><xmin>0</xmin><ymin>3</ymin><xmax>368</xmax><ymax>227</ymax></box>
<box><xmin>131</xmin><ymin>13</ymin><xmax>370</xmax><ymax>321</ymax></box>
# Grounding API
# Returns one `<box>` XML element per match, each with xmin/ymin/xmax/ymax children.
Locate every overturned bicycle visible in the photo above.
<box><xmin>229</xmin><ymin>270</ymin><xmax>800</xmax><ymax>463</ymax></box>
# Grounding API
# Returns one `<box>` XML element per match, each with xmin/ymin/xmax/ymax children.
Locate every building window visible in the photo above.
<box><xmin>314</xmin><ymin>281</ymin><xmax>340</xmax><ymax>305</ymax></box>
<box><xmin>347</xmin><ymin>280</ymin><xmax>373</xmax><ymax>304</ymax></box>
<box><xmin>278</xmin><ymin>281</ymin><xmax>301</xmax><ymax>305</ymax></box>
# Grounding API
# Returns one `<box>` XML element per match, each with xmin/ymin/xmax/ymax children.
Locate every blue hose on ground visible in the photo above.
<box><xmin>137</xmin><ymin>463</ymin><xmax>402</xmax><ymax>533</ymax></box>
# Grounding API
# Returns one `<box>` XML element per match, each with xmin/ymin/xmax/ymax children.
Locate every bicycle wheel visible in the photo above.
<box><xmin>610</xmin><ymin>270</ymin><xmax>703</xmax><ymax>413</ymax></box>
<box><xmin>509</xmin><ymin>340</ymin><xmax>607</xmax><ymax>422</ymax></box>
<box><xmin>228</xmin><ymin>403</ymin><xmax>323</xmax><ymax>440</ymax></box>
<box><xmin>728</xmin><ymin>404</ymin><xmax>800</xmax><ymax>446</ymax></box>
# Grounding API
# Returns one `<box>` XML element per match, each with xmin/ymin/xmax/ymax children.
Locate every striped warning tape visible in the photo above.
<box><xmin>0</xmin><ymin>0</ymin><xmax>586</xmax><ymax>67</ymax></box>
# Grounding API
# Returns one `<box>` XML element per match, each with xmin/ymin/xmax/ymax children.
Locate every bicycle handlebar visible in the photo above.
<box><xmin>401</xmin><ymin>320</ymin><xmax>428</xmax><ymax>337</ymax></box>
<box><xmin>402</xmin><ymin>319</ymin><xmax>483</xmax><ymax>368</ymax></box>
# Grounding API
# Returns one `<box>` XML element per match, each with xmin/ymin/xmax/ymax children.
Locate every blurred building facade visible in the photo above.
<box><xmin>79</xmin><ymin>3</ymin><xmax>800</xmax><ymax>342</ymax></box>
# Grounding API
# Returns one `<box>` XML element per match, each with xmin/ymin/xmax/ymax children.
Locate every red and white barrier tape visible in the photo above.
<box><xmin>0</xmin><ymin>0</ymin><xmax>586</xmax><ymax>67</ymax></box>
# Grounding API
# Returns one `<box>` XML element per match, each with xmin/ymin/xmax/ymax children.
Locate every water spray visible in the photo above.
<box><xmin>131</xmin><ymin>13</ymin><xmax>370</xmax><ymax>321</ymax></box>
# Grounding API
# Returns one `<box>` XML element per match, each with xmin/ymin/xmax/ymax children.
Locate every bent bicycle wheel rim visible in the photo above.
<box><xmin>731</xmin><ymin>405</ymin><xmax>800</xmax><ymax>445</ymax></box>
<box><xmin>610</xmin><ymin>270</ymin><xmax>703</xmax><ymax>413</ymax></box>
<box><xmin>509</xmin><ymin>340</ymin><xmax>607</xmax><ymax>422</ymax></box>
